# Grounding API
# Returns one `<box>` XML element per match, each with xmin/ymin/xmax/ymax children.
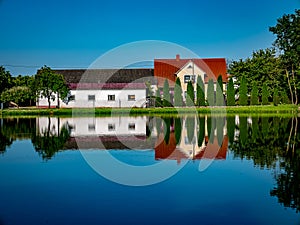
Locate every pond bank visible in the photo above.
<box><xmin>0</xmin><ymin>105</ymin><xmax>298</xmax><ymax>117</ymax></box>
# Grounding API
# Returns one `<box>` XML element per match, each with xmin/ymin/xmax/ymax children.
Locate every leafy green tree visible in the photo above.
<box><xmin>273</xmin><ymin>87</ymin><xmax>279</xmax><ymax>106</ymax></box>
<box><xmin>239</xmin><ymin>77</ymin><xmax>248</xmax><ymax>106</ymax></box>
<box><xmin>12</xmin><ymin>75</ymin><xmax>34</xmax><ymax>87</ymax></box>
<box><xmin>281</xmin><ymin>91</ymin><xmax>290</xmax><ymax>104</ymax></box>
<box><xmin>262</xmin><ymin>83</ymin><xmax>269</xmax><ymax>105</ymax></box>
<box><xmin>0</xmin><ymin>86</ymin><xmax>34</xmax><ymax>107</ymax></box>
<box><xmin>35</xmin><ymin>66</ymin><xmax>68</xmax><ymax>108</ymax></box>
<box><xmin>216</xmin><ymin>75</ymin><xmax>224</xmax><ymax>106</ymax></box>
<box><xmin>250</xmin><ymin>81</ymin><xmax>259</xmax><ymax>105</ymax></box>
<box><xmin>269</xmin><ymin>9</ymin><xmax>300</xmax><ymax>104</ymax></box>
<box><xmin>228</xmin><ymin>48</ymin><xmax>282</xmax><ymax>101</ymax></box>
<box><xmin>196</xmin><ymin>76</ymin><xmax>205</xmax><ymax>106</ymax></box>
<box><xmin>207</xmin><ymin>79</ymin><xmax>215</xmax><ymax>106</ymax></box>
<box><xmin>0</xmin><ymin>66</ymin><xmax>13</xmax><ymax>95</ymax></box>
<box><xmin>174</xmin><ymin>77</ymin><xmax>183</xmax><ymax>107</ymax></box>
<box><xmin>163</xmin><ymin>79</ymin><xmax>171</xmax><ymax>107</ymax></box>
<box><xmin>186</xmin><ymin>81</ymin><xmax>194</xmax><ymax>107</ymax></box>
<box><xmin>227</xmin><ymin>77</ymin><xmax>235</xmax><ymax>106</ymax></box>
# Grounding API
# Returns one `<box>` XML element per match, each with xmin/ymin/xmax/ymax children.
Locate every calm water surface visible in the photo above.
<box><xmin>0</xmin><ymin>115</ymin><xmax>299</xmax><ymax>225</ymax></box>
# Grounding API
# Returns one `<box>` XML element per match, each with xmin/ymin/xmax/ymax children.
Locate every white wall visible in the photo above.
<box><xmin>36</xmin><ymin>116</ymin><xmax>147</xmax><ymax>137</ymax></box>
<box><xmin>37</xmin><ymin>89</ymin><xmax>147</xmax><ymax>108</ymax></box>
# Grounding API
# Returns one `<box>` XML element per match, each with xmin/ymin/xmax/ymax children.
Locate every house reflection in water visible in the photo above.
<box><xmin>154</xmin><ymin>116</ymin><xmax>228</xmax><ymax>164</ymax></box>
<box><xmin>36</xmin><ymin>116</ymin><xmax>228</xmax><ymax>161</ymax></box>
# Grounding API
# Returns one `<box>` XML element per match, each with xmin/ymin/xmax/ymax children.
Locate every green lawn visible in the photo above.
<box><xmin>0</xmin><ymin>104</ymin><xmax>298</xmax><ymax>117</ymax></box>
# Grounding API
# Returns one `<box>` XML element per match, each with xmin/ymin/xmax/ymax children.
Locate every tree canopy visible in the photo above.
<box><xmin>0</xmin><ymin>66</ymin><xmax>13</xmax><ymax>96</ymax></box>
<box><xmin>269</xmin><ymin>9</ymin><xmax>300</xmax><ymax>104</ymax></box>
<box><xmin>35</xmin><ymin>66</ymin><xmax>68</xmax><ymax>108</ymax></box>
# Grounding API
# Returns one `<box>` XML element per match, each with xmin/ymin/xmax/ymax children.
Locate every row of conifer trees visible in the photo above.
<box><xmin>154</xmin><ymin>75</ymin><xmax>285</xmax><ymax>107</ymax></box>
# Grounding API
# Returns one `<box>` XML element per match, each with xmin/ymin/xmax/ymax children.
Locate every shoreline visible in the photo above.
<box><xmin>0</xmin><ymin>105</ymin><xmax>298</xmax><ymax>117</ymax></box>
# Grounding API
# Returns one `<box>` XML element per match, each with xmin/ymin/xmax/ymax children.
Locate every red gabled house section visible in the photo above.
<box><xmin>154</xmin><ymin>55</ymin><xmax>228</xmax><ymax>87</ymax></box>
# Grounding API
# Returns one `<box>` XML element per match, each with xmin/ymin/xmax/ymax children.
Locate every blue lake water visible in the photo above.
<box><xmin>0</xmin><ymin>116</ymin><xmax>299</xmax><ymax>225</ymax></box>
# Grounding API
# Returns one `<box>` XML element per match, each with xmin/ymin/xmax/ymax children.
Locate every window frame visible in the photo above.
<box><xmin>88</xmin><ymin>95</ymin><xmax>95</xmax><ymax>101</ymax></box>
<box><xmin>108</xmin><ymin>123</ymin><xmax>116</xmax><ymax>131</ymax></box>
<box><xmin>128</xmin><ymin>95</ymin><xmax>136</xmax><ymax>101</ymax></box>
<box><xmin>128</xmin><ymin>123</ymin><xmax>135</xmax><ymax>130</ymax></box>
<box><xmin>108</xmin><ymin>95</ymin><xmax>116</xmax><ymax>101</ymax></box>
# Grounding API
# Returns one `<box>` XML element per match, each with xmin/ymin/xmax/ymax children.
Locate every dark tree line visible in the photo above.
<box><xmin>229</xmin><ymin>9</ymin><xmax>300</xmax><ymax>105</ymax></box>
<box><xmin>0</xmin><ymin>66</ymin><xmax>69</xmax><ymax>108</ymax></box>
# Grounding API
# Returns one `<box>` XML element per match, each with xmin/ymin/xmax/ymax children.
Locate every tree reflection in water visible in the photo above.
<box><xmin>31</xmin><ymin>117</ymin><xmax>71</xmax><ymax>160</ymax></box>
<box><xmin>228</xmin><ymin>116</ymin><xmax>300</xmax><ymax>213</ymax></box>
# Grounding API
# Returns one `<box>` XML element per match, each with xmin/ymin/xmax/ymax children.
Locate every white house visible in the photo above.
<box><xmin>37</xmin><ymin>69</ymin><xmax>155</xmax><ymax>108</ymax></box>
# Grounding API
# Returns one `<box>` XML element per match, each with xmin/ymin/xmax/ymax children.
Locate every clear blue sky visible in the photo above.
<box><xmin>0</xmin><ymin>0</ymin><xmax>299</xmax><ymax>75</ymax></box>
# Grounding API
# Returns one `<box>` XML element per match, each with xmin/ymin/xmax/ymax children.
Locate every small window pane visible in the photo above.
<box><xmin>128</xmin><ymin>95</ymin><xmax>135</xmax><ymax>101</ymax></box>
<box><xmin>69</xmin><ymin>95</ymin><xmax>75</xmax><ymax>101</ymax></box>
<box><xmin>108</xmin><ymin>95</ymin><xmax>115</xmax><ymax>101</ymax></box>
<box><xmin>88</xmin><ymin>95</ymin><xmax>95</xmax><ymax>101</ymax></box>
<box><xmin>128</xmin><ymin>123</ymin><xmax>135</xmax><ymax>130</ymax></box>
<box><xmin>108</xmin><ymin>124</ymin><xmax>115</xmax><ymax>131</ymax></box>
<box><xmin>184</xmin><ymin>75</ymin><xmax>190</xmax><ymax>83</ymax></box>
<box><xmin>88</xmin><ymin>124</ymin><xmax>95</xmax><ymax>131</ymax></box>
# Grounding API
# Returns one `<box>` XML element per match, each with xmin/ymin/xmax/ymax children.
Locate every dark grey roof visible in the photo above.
<box><xmin>63</xmin><ymin>136</ymin><xmax>156</xmax><ymax>150</ymax></box>
<box><xmin>53</xmin><ymin>69</ymin><xmax>156</xmax><ymax>84</ymax></box>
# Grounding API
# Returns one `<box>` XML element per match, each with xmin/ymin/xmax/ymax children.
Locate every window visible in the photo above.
<box><xmin>88</xmin><ymin>95</ymin><xmax>95</xmax><ymax>101</ymax></box>
<box><xmin>128</xmin><ymin>95</ymin><xmax>136</xmax><ymax>101</ymax></box>
<box><xmin>184</xmin><ymin>75</ymin><xmax>190</xmax><ymax>83</ymax></box>
<box><xmin>128</xmin><ymin>123</ymin><xmax>135</xmax><ymax>130</ymax></box>
<box><xmin>69</xmin><ymin>95</ymin><xmax>75</xmax><ymax>101</ymax></box>
<box><xmin>88</xmin><ymin>124</ymin><xmax>95</xmax><ymax>131</ymax></box>
<box><xmin>108</xmin><ymin>95</ymin><xmax>115</xmax><ymax>101</ymax></box>
<box><xmin>184</xmin><ymin>75</ymin><xmax>196</xmax><ymax>83</ymax></box>
<box><xmin>108</xmin><ymin>124</ymin><xmax>115</xmax><ymax>131</ymax></box>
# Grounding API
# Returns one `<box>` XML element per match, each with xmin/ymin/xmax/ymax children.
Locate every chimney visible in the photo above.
<box><xmin>176</xmin><ymin>54</ymin><xmax>180</xmax><ymax>61</ymax></box>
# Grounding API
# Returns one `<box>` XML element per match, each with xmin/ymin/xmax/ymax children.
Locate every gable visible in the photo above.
<box><xmin>154</xmin><ymin>56</ymin><xmax>228</xmax><ymax>87</ymax></box>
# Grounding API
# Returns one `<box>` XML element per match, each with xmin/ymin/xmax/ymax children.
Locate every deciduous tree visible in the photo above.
<box><xmin>262</xmin><ymin>83</ymin><xmax>269</xmax><ymax>105</ymax></box>
<box><xmin>0</xmin><ymin>66</ymin><xmax>13</xmax><ymax>95</ymax></box>
<box><xmin>35</xmin><ymin>66</ymin><xmax>68</xmax><ymax>108</ymax></box>
<box><xmin>269</xmin><ymin>9</ymin><xmax>300</xmax><ymax>104</ymax></box>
